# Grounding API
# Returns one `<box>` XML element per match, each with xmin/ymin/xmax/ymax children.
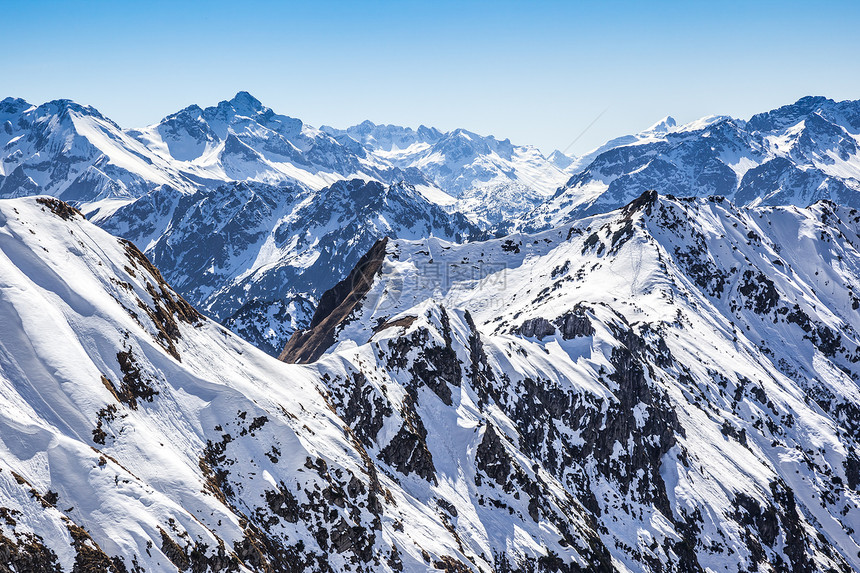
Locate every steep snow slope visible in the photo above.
<box><xmin>0</xmin><ymin>197</ymin><xmax>607</xmax><ymax>573</ymax></box>
<box><xmin>97</xmin><ymin>179</ymin><xmax>484</xmax><ymax>356</ymax></box>
<box><xmin>282</xmin><ymin>192</ymin><xmax>860</xmax><ymax>572</ymax></box>
<box><xmin>525</xmin><ymin>97</ymin><xmax>860</xmax><ymax>229</ymax></box>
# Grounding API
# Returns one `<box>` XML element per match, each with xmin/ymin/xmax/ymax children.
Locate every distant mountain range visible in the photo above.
<box><xmin>3</xmin><ymin>93</ymin><xmax>860</xmax><ymax>355</ymax></box>
<box><xmin>1</xmin><ymin>92</ymin><xmax>571</xmax><ymax>224</ymax></box>
<box><xmin>524</xmin><ymin>96</ymin><xmax>860</xmax><ymax>229</ymax></box>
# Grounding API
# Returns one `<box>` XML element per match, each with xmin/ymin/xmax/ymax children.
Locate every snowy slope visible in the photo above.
<box><xmin>281</xmin><ymin>191</ymin><xmax>860</xmax><ymax>572</ymax></box>
<box><xmin>525</xmin><ymin>97</ymin><xmax>860</xmax><ymax>229</ymax></box>
<box><xmin>0</xmin><ymin>196</ymin><xmax>605</xmax><ymax>573</ymax></box>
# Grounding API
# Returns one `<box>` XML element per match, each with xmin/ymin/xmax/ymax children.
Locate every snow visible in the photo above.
<box><xmin>320</xmin><ymin>193</ymin><xmax>860</xmax><ymax>571</ymax></box>
<box><xmin>524</xmin><ymin>98</ymin><xmax>860</xmax><ymax>230</ymax></box>
<box><xmin>4</xmin><ymin>94</ymin><xmax>860</xmax><ymax>572</ymax></box>
<box><xmin>0</xmin><ymin>197</ymin><xmax>504</xmax><ymax>571</ymax></box>
<box><xmin>69</xmin><ymin>112</ymin><xmax>176</xmax><ymax>187</ymax></box>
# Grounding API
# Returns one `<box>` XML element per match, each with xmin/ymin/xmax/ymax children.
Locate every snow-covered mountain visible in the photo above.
<box><xmin>323</xmin><ymin>121</ymin><xmax>571</xmax><ymax>225</ymax></box>
<box><xmin>4</xmin><ymin>184</ymin><xmax>860</xmax><ymax>572</ymax></box>
<box><xmin>1</xmin><ymin>92</ymin><xmax>572</xmax><ymax>226</ymax></box>
<box><xmin>525</xmin><ymin>97</ymin><xmax>860</xmax><ymax>229</ymax></box>
<box><xmin>129</xmin><ymin>92</ymin><xmax>431</xmax><ymax>194</ymax></box>
<box><xmin>280</xmin><ymin>190</ymin><xmax>860</xmax><ymax>572</ymax></box>
<box><xmin>0</xmin><ymin>196</ymin><xmax>600</xmax><ymax>572</ymax></box>
<box><xmin>547</xmin><ymin>149</ymin><xmax>578</xmax><ymax>172</ymax></box>
<box><xmin>0</xmin><ymin>97</ymin><xmax>195</xmax><ymax>204</ymax></box>
<box><xmin>97</xmin><ymin>179</ymin><xmax>484</xmax><ymax>355</ymax></box>
<box><xmin>6</xmin><ymin>92</ymin><xmax>860</xmax><ymax>368</ymax></box>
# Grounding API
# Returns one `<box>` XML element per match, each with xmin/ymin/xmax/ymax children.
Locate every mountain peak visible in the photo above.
<box><xmin>793</xmin><ymin>95</ymin><xmax>833</xmax><ymax>107</ymax></box>
<box><xmin>644</xmin><ymin>115</ymin><xmax>677</xmax><ymax>134</ymax></box>
<box><xmin>228</xmin><ymin>91</ymin><xmax>264</xmax><ymax>114</ymax></box>
<box><xmin>41</xmin><ymin>98</ymin><xmax>98</xmax><ymax>116</ymax></box>
<box><xmin>0</xmin><ymin>97</ymin><xmax>32</xmax><ymax>116</ymax></box>
<box><xmin>1</xmin><ymin>96</ymin><xmax>30</xmax><ymax>107</ymax></box>
<box><xmin>548</xmin><ymin>149</ymin><xmax>576</xmax><ymax>170</ymax></box>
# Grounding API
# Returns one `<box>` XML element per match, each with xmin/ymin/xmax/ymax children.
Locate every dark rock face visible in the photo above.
<box><xmin>327</xmin><ymin>371</ymin><xmax>393</xmax><ymax>448</ymax></box>
<box><xmin>516</xmin><ymin>317</ymin><xmax>556</xmax><ymax>339</ymax></box>
<box><xmin>554</xmin><ymin>306</ymin><xmax>595</xmax><ymax>339</ymax></box>
<box><xmin>35</xmin><ymin>197</ymin><xmax>84</xmax><ymax>221</ymax></box>
<box><xmin>322</xmin><ymin>302</ymin><xmax>684</xmax><ymax>568</ymax></box>
<box><xmin>67</xmin><ymin>523</ymin><xmax>126</xmax><ymax>573</ymax></box>
<box><xmin>846</xmin><ymin>453</ymin><xmax>860</xmax><ymax>490</ymax></box>
<box><xmin>515</xmin><ymin>305</ymin><xmax>593</xmax><ymax>340</ymax></box>
<box><xmin>475</xmin><ymin>424</ymin><xmax>512</xmax><ymax>486</ymax></box>
<box><xmin>120</xmin><ymin>238</ymin><xmax>202</xmax><ymax>360</ymax></box>
<box><xmin>111</xmin><ymin>348</ymin><xmax>158</xmax><ymax>409</ymax></box>
<box><xmin>0</xmin><ymin>523</ymin><xmax>63</xmax><ymax>573</ymax></box>
<box><xmin>471</xmin><ymin>309</ymin><xmax>714</xmax><ymax>569</ymax></box>
<box><xmin>381</xmin><ymin>308</ymin><xmax>463</xmax><ymax>406</ymax></box>
<box><xmin>378</xmin><ymin>395</ymin><xmax>437</xmax><ymax>484</ymax></box>
<box><xmin>280</xmin><ymin>238</ymin><xmax>389</xmax><ymax>363</ymax></box>
<box><xmin>730</xmin><ymin>479</ymin><xmax>837</xmax><ymax>573</ymax></box>
<box><xmin>405</xmin><ymin>308</ymin><xmax>461</xmax><ymax>405</ymax></box>
<box><xmin>591</xmin><ymin>326</ymin><xmax>681</xmax><ymax>513</ymax></box>
<box><xmin>738</xmin><ymin>270</ymin><xmax>780</xmax><ymax>315</ymax></box>
<box><xmin>464</xmin><ymin>311</ymin><xmax>496</xmax><ymax>405</ymax></box>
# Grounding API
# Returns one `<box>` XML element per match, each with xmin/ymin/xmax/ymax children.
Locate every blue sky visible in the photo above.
<box><xmin>3</xmin><ymin>0</ymin><xmax>859</xmax><ymax>155</ymax></box>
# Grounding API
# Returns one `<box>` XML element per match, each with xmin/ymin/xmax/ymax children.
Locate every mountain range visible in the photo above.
<box><xmin>525</xmin><ymin>96</ymin><xmax>860</xmax><ymax>230</ymax></box>
<box><xmin>1</xmin><ymin>92</ymin><xmax>571</xmax><ymax>223</ymax></box>
<box><xmin>1</xmin><ymin>191</ymin><xmax>859</xmax><ymax>572</ymax></box>
<box><xmin>5</xmin><ymin>93</ymin><xmax>860</xmax><ymax>357</ymax></box>
<box><xmin>3</xmin><ymin>94</ymin><xmax>860</xmax><ymax>572</ymax></box>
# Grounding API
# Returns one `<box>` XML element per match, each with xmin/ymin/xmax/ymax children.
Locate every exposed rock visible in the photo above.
<box><xmin>121</xmin><ymin>238</ymin><xmax>202</xmax><ymax>360</ymax></box>
<box><xmin>35</xmin><ymin>197</ymin><xmax>84</xmax><ymax>221</ymax></box>
<box><xmin>516</xmin><ymin>317</ymin><xmax>556</xmax><ymax>339</ymax></box>
<box><xmin>475</xmin><ymin>424</ymin><xmax>512</xmax><ymax>486</ymax></box>
<box><xmin>378</xmin><ymin>395</ymin><xmax>437</xmax><ymax>484</ymax></box>
<box><xmin>554</xmin><ymin>305</ymin><xmax>595</xmax><ymax>339</ymax></box>
<box><xmin>0</xmin><ymin>526</ymin><xmax>63</xmax><ymax>573</ymax></box>
<box><xmin>280</xmin><ymin>238</ymin><xmax>388</xmax><ymax>363</ymax></box>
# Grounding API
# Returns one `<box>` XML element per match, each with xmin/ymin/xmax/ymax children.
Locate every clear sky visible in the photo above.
<box><xmin>3</xmin><ymin>0</ymin><xmax>859</xmax><ymax>156</ymax></box>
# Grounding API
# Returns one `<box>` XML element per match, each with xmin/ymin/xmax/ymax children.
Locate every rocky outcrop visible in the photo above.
<box><xmin>35</xmin><ymin>197</ymin><xmax>84</xmax><ymax>221</ymax></box>
<box><xmin>279</xmin><ymin>238</ymin><xmax>388</xmax><ymax>363</ymax></box>
<box><xmin>378</xmin><ymin>395</ymin><xmax>437</xmax><ymax>484</ymax></box>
